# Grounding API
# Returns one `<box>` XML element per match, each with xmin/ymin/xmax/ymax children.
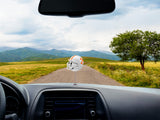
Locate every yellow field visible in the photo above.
<box><xmin>88</xmin><ymin>61</ymin><xmax>160</xmax><ymax>88</ymax></box>
<box><xmin>0</xmin><ymin>58</ymin><xmax>159</xmax><ymax>88</ymax></box>
<box><xmin>0</xmin><ymin>63</ymin><xmax>66</xmax><ymax>84</ymax></box>
<box><xmin>103</xmin><ymin>61</ymin><xmax>160</xmax><ymax>68</ymax></box>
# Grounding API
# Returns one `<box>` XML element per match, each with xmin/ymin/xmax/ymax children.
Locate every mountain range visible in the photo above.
<box><xmin>0</xmin><ymin>47</ymin><xmax>120</xmax><ymax>62</ymax></box>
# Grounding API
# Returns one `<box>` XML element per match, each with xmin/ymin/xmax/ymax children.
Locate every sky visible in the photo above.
<box><xmin>0</xmin><ymin>0</ymin><xmax>160</xmax><ymax>51</ymax></box>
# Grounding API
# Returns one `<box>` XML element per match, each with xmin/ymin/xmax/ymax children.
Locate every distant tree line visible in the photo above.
<box><xmin>110</xmin><ymin>30</ymin><xmax>160</xmax><ymax>70</ymax></box>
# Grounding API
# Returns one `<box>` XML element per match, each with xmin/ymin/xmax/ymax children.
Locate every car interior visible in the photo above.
<box><xmin>0</xmin><ymin>0</ymin><xmax>160</xmax><ymax>120</ymax></box>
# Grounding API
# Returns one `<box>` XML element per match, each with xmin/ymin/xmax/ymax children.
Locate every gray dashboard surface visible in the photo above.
<box><xmin>23</xmin><ymin>83</ymin><xmax>160</xmax><ymax>120</ymax></box>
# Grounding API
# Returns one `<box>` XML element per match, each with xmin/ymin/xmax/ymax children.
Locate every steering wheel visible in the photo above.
<box><xmin>0</xmin><ymin>83</ymin><xmax>6</xmax><ymax>120</ymax></box>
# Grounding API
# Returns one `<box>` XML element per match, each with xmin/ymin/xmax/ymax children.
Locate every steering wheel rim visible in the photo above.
<box><xmin>0</xmin><ymin>83</ymin><xmax>6</xmax><ymax>120</ymax></box>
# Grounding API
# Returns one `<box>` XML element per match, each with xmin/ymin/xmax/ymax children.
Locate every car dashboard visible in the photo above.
<box><xmin>1</xmin><ymin>76</ymin><xmax>160</xmax><ymax>120</ymax></box>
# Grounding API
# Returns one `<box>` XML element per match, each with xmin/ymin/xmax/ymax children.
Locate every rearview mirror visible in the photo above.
<box><xmin>38</xmin><ymin>0</ymin><xmax>115</xmax><ymax>17</ymax></box>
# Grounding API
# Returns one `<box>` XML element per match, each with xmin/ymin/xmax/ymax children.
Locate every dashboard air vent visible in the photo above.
<box><xmin>43</xmin><ymin>91</ymin><xmax>97</xmax><ymax>120</ymax></box>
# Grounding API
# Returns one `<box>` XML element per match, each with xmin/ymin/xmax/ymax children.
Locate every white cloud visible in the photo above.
<box><xmin>0</xmin><ymin>0</ymin><xmax>160</xmax><ymax>51</ymax></box>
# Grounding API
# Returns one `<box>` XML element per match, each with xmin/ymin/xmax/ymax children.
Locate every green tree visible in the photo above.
<box><xmin>109</xmin><ymin>30</ymin><xmax>160</xmax><ymax>70</ymax></box>
<box><xmin>144</xmin><ymin>31</ymin><xmax>160</xmax><ymax>63</ymax></box>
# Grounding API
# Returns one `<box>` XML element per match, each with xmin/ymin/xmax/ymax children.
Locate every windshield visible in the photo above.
<box><xmin>0</xmin><ymin>0</ymin><xmax>159</xmax><ymax>88</ymax></box>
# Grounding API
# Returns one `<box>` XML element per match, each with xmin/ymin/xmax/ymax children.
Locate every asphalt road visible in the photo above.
<box><xmin>31</xmin><ymin>65</ymin><xmax>124</xmax><ymax>86</ymax></box>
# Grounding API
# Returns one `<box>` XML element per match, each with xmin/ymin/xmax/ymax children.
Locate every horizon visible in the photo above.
<box><xmin>0</xmin><ymin>46</ymin><xmax>119</xmax><ymax>62</ymax></box>
<box><xmin>0</xmin><ymin>46</ymin><xmax>114</xmax><ymax>53</ymax></box>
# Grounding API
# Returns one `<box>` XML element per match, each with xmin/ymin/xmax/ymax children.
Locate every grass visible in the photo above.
<box><xmin>0</xmin><ymin>59</ymin><xmax>67</xmax><ymax>84</ymax></box>
<box><xmin>0</xmin><ymin>62</ymin><xmax>10</xmax><ymax>66</ymax></box>
<box><xmin>10</xmin><ymin>57</ymin><xmax>69</xmax><ymax>65</ymax></box>
<box><xmin>0</xmin><ymin>57</ymin><xmax>159</xmax><ymax>88</ymax></box>
<box><xmin>83</xmin><ymin>57</ymin><xmax>113</xmax><ymax>64</ymax></box>
<box><xmin>0</xmin><ymin>57</ymin><xmax>111</xmax><ymax>84</ymax></box>
<box><xmin>88</xmin><ymin>61</ymin><xmax>160</xmax><ymax>88</ymax></box>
